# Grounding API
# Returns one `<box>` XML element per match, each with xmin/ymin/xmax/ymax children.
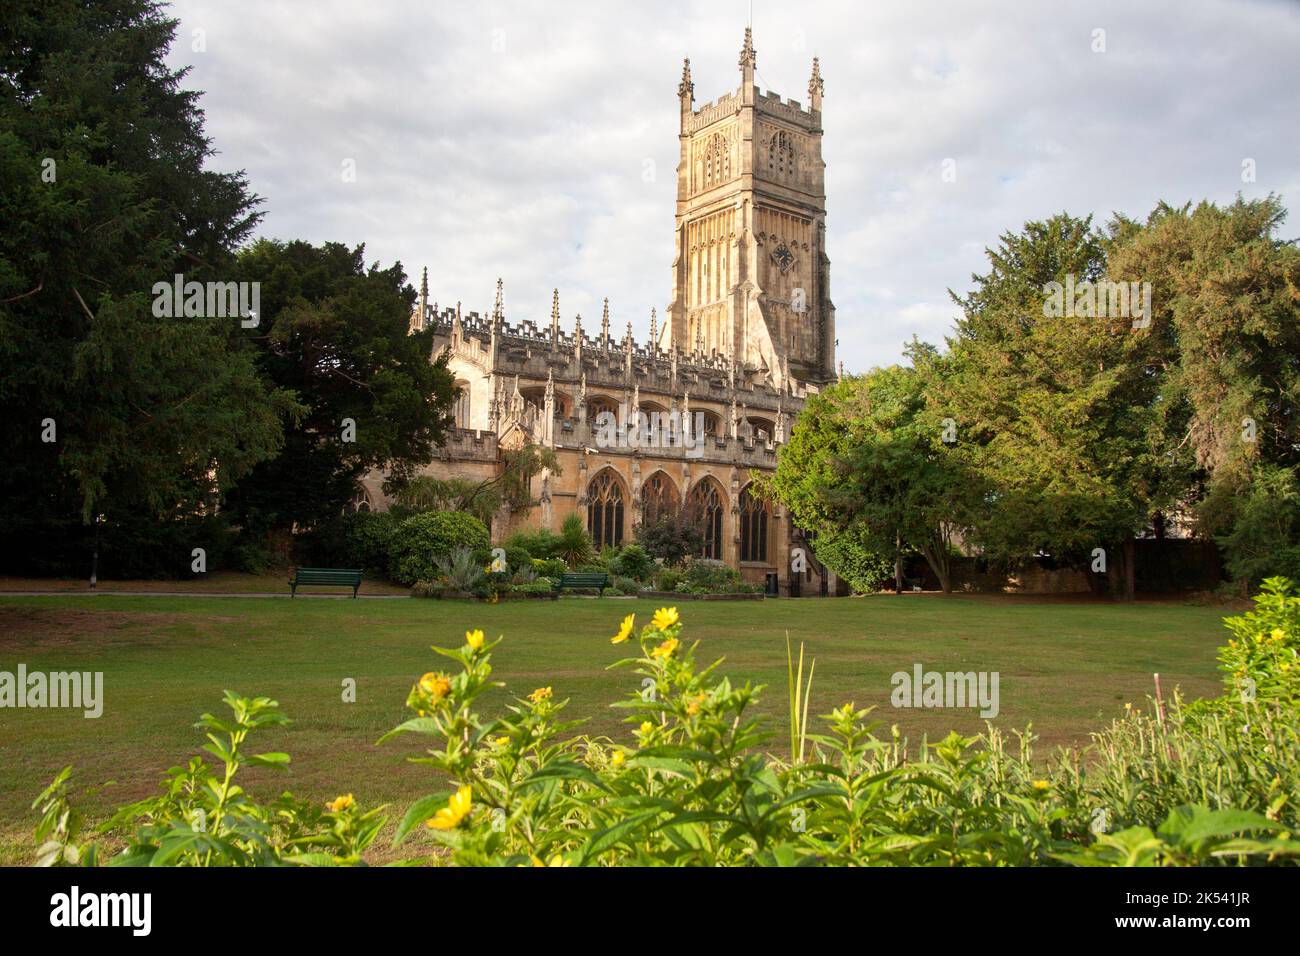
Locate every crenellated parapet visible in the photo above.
<box><xmin>417</xmin><ymin>290</ymin><xmax>812</xmax><ymax>408</ymax></box>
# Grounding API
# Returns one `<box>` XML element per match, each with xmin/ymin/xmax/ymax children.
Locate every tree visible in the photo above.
<box><xmin>0</xmin><ymin>0</ymin><xmax>293</xmax><ymax>575</ymax></box>
<box><xmin>763</xmin><ymin>359</ymin><xmax>976</xmax><ymax>593</ymax></box>
<box><xmin>1108</xmin><ymin>196</ymin><xmax>1300</xmax><ymax>588</ymax></box>
<box><xmin>222</xmin><ymin>240</ymin><xmax>458</xmax><ymax>547</ymax></box>
<box><xmin>935</xmin><ymin>213</ymin><xmax>1183</xmax><ymax>598</ymax></box>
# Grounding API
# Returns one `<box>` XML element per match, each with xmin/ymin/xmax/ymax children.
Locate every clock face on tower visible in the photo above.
<box><xmin>770</xmin><ymin>241</ymin><xmax>796</xmax><ymax>275</ymax></box>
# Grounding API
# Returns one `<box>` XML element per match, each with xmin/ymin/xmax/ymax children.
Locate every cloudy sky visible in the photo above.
<box><xmin>166</xmin><ymin>0</ymin><xmax>1300</xmax><ymax>373</ymax></box>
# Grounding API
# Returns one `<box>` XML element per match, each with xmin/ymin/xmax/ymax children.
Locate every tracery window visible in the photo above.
<box><xmin>739</xmin><ymin>484</ymin><xmax>770</xmax><ymax>563</ymax></box>
<box><xmin>640</xmin><ymin>471</ymin><xmax>679</xmax><ymax>526</ymax></box>
<box><xmin>587</xmin><ymin>470</ymin><xmax>625</xmax><ymax>548</ymax></box>
<box><xmin>688</xmin><ymin>480</ymin><xmax>724</xmax><ymax>560</ymax></box>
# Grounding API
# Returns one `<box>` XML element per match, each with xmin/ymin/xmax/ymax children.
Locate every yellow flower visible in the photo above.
<box><xmin>686</xmin><ymin>693</ymin><xmax>705</xmax><ymax>716</ymax></box>
<box><xmin>493</xmin><ymin>735</ymin><xmax>510</xmax><ymax>748</ymax></box>
<box><xmin>326</xmin><ymin>794</ymin><xmax>354</xmax><ymax>813</ymax></box>
<box><xmin>531</xmin><ymin>853</ymin><xmax>569</xmax><ymax>867</ymax></box>
<box><xmin>639</xmin><ymin>721</ymin><xmax>654</xmax><ymax>736</ymax></box>
<box><xmin>419</xmin><ymin>672</ymin><xmax>452</xmax><ymax>701</ymax></box>
<box><xmin>529</xmin><ymin>686</ymin><xmax>553</xmax><ymax>704</ymax></box>
<box><xmin>426</xmin><ymin>785</ymin><xmax>473</xmax><ymax>830</ymax></box>
<box><xmin>652</xmin><ymin>606</ymin><xmax>680</xmax><ymax>631</ymax></box>
<box><xmin>610</xmin><ymin>750</ymin><xmax>625</xmax><ymax>768</ymax></box>
<box><xmin>1272</xmin><ymin>628</ymin><xmax>1286</xmax><ymax>642</ymax></box>
<box><xmin>466</xmin><ymin>628</ymin><xmax>485</xmax><ymax>651</ymax></box>
<box><xmin>651</xmin><ymin>637</ymin><xmax>679</xmax><ymax>660</ymax></box>
<box><xmin>1032</xmin><ymin>780</ymin><xmax>1050</xmax><ymax>791</ymax></box>
<box><xmin>611</xmin><ymin>613</ymin><xmax>636</xmax><ymax>644</ymax></box>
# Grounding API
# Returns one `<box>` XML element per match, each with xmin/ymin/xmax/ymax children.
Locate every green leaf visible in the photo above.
<box><xmin>376</xmin><ymin>717</ymin><xmax>444</xmax><ymax>745</ymax></box>
<box><xmin>393</xmin><ymin>792</ymin><xmax>452</xmax><ymax>847</ymax></box>
<box><xmin>247</xmin><ymin>752</ymin><xmax>290</xmax><ymax>770</ymax></box>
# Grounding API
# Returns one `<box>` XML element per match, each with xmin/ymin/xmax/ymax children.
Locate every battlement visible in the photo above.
<box><xmin>415</xmin><ymin>299</ymin><xmax>810</xmax><ymax>402</ymax></box>
<box><xmin>755</xmin><ymin>89</ymin><xmax>817</xmax><ymax>127</ymax></box>
<box><xmin>435</xmin><ymin>426</ymin><xmax>500</xmax><ymax>463</ymax></box>
<box><xmin>687</xmin><ymin>90</ymin><xmax>740</xmax><ymax>132</ymax></box>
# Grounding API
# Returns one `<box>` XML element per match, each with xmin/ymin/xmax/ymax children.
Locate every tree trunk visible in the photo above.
<box><xmin>918</xmin><ymin>540</ymin><xmax>952</xmax><ymax>594</ymax></box>
<box><xmin>1123</xmin><ymin>537</ymin><xmax>1136</xmax><ymax>601</ymax></box>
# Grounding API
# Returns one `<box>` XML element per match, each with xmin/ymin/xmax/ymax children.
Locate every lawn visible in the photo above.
<box><xmin>0</xmin><ymin>592</ymin><xmax>1235</xmax><ymax>864</ymax></box>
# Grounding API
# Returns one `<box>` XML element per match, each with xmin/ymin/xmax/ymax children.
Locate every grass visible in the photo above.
<box><xmin>0</xmin><ymin>591</ymin><xmax>1235</xmax><ymax>864</ymax></box>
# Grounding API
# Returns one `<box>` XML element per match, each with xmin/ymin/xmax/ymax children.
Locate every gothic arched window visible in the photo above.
<box><xmin>640</xmin><ymin>471</ymin><xmax>679</xmax><ymax>526</ymax></box>
<box><xmin>344</xmin><ymin>487</ymin><xmax>372</xmax><ymax>515</ymax></box>
<box><xmin>587</xmin><ymin>470</ymin><xmax>625</xmax><ymax>548</ymax></box>
<box><xmin>767</xmin><ymin>131</ymin><xmax>795</xmax><ymax>179</ymax></box>
<box><xmin>739</xmin><ymin>484</ymin><xmax>770</xmax><ymax>563</ymax></box>
<box><xmin>453</xmin><ymin>381</ymin><xmax>471</xmax><ymax>429</ymax></box>
<box><xmin>704</xmin><ymin>132</ymin><xmax>729</xmax><ymax>188</ymax></box>
<box><xmin>688</xmin><ymin>479</ymin><xmax>724</xmax><ymax>561</ymax></box>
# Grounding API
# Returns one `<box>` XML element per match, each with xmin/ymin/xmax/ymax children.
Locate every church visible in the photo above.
<box><xmin>363</xmin><ymin>29</ymin><xmax>840</xmax><ymax>597</ymax></box>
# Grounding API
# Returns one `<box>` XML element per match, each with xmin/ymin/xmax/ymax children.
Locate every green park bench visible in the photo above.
<box><xmin>552</xmin><ymin>571</ymin><xmax>609</xmax><ymax>598</ymax></box>
<box><xmin>289</xmin><ymin>567</ymin><xmax>364</xmax><ymax>598</ymax></box>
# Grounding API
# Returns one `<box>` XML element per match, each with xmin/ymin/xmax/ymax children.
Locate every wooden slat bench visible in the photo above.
<box><xmin>551</xmin><ymin>571</ymin><xmax>609</xmax><ymax>598</ymax></box>
<box><xmin>289</xmin><ymin>567</ymin><xmax>363</xmax><ymax>598</ymax></box>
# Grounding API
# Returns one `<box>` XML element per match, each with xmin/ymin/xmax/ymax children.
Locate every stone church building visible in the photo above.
<box><xmin>362</xmin><ymin>30</ymin><xmax>840</xmax><ymax>596</ymax></box>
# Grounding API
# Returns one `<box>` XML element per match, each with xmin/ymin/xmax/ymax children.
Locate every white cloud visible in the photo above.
<box><xmin>167</xmin><ymin>0</ymin><xmax>1300</xmax><ymax>372</ymax></box>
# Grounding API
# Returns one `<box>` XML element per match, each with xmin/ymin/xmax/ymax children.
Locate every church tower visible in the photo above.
<box><xmin>663</xmin><ymin>29</ymin><xmax>835</xmax><ymax>387</ymax></box>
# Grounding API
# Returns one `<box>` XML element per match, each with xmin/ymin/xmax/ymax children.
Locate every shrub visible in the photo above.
<box><xmin>32</xmin><ymin>692</ymin><xmax>384</xmax><ymax>867</ymax></box>
<box><xmin>607</xmin><ymin>543</ymin><xmax>655</xmax><ymax>581</ymax></box>
<box><xmin>510</xmin><ymin>581</ymin><xmax>554</xmax><ymax>598</ymax></box>
<box><xmin>555</xmin><ymin>513</ymin><xmax>593</xmax><ymax>568</ymax></box>
<box><xmin>685</xmin><ymin>560</ymin><xmax>742</xmax><ymax>592</ymax></box>
<box><xmin>635</xmin><ymin>509</ymin><xmax>704</xmax><ymax>566</ymax></box>
<box><xmin>1216</xmin><ymin>576</ymin><xmax>1300</xmax><ymax>709</ymax></box>
<box><xmin>1216</xmin><ymin>466</ymin><xmax>1300</xmax><ymax>588</ymax></box>
<box><xmin>338</xmin><ymin>510</ymin><xmax>399</xmax><ymax>574</ymax></box>
<box><xmin>532</xmin><ymin>557</ymin><xmax>567</xmax><ymax>579</ymax></box>
<box><xmin>437</xmin><ymin>547</ymin><xmax>487</xmax><ymax>594</ymax></box>
<box><xmin>653</xmin><ymin>566</ymin><xmax>684</xmax><ymax>592</ymax></box>
<box><xmin>505</xmin><ymin>527</ymin><xmax>560</xmax><ymax>561</ymax></box>
<box><xmin>653</xmin><ymin>560</ymin><xmax>749</xmax><ymax>594</ymax></box>
<box><xmin>496</xmin><ymin>546</ymin><xmax>529</xmax><ymax>573</ymax></box>
<box><xmin>388</xmin><ymin>511</ymin><xmax>490</xmax><ymax>585</ymax></box>
<box><xmin>812</xmin><ymin>529</ymin><xmax>893</xmax><ymax>593</ymax></box>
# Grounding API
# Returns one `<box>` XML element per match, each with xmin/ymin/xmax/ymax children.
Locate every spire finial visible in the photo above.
<box><xmin>492</xmin><ymin>277</ymin><xmax>504</xmax><ymax>323</ymax></box>
<box><xmin>601</xmin><ymin>297</ymin><xmax>610</xmax><ymax>345</ymax></box>
<box><xmin>678</xmin><ymin>57</ymin><xmax>694</xmax><ymax>102</ymax></box>
<box><xmin>420</xmin><ymin>266</ymin><xmax>428</xmax><ymax>299</ymax></box>
<box><xmin>809</xmin><ymin>56</ymin><xmax>824</xmax><ymax>111</ymax></box>
<box><xmin>739</xmin><ymin>27</ymin><xmax>756</xmax><ymax>77</ymax></box>
<box><xmin>649</xmin><ymin>308</ymin><xmax>658</xmax><ymax>350</ymax></box>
